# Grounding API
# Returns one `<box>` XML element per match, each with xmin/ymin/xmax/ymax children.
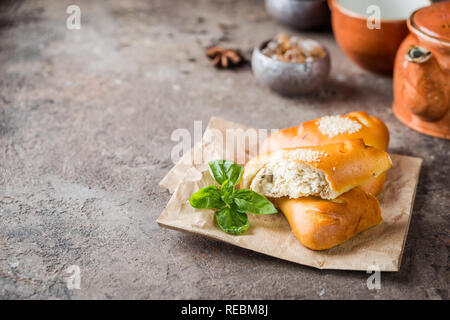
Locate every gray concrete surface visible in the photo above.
<box><xmin>0</xmin><ymin>0</ymin><xmax>448</xmax><ymax>299</ymax></box>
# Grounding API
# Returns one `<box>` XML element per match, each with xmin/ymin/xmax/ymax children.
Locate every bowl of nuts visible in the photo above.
<box><xmin>252</xmin><ymin>34</ymin><xmax>330</xmax><ymax>96</ymax></box>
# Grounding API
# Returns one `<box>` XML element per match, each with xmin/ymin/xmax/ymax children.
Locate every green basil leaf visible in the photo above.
<box><xmin>208</xmin><ymin>160</ymin><xmax>244</xmax><ymax>186</ymax></box>
<box><xmin>223</xmin><ymin>161</ymin><xmax>244</xmax><ymax>186</ymax></box>
<box><xmin>233</xmin><ymin>189</ymin><xmax>278</xmax><ymax>214</ymax></box>
<box><xmin>189</xmin><ymin>186</ymin><xmax>225</xmax><ymax>210</ymax></box>
<box><xmin>220</xmin><ymin>179</ymin><xmax>234</xmax><ymax>205</ymax></box>
<box><xmin>215</xmin><ymin>207</ymin><xmax>249</xmax><ymax>235</ymax></box>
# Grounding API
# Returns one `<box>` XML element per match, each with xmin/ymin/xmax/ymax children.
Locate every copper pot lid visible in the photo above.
<box><xmin>411</xmin><ymin>1</ymin><xmax>450</xmax><ymax>43</ymax></box>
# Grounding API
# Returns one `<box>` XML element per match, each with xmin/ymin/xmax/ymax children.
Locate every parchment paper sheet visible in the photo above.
<box><xmin>158</xmin><ymin>117</ymin><xmax>422</xmax><ymax>271</ymax></box>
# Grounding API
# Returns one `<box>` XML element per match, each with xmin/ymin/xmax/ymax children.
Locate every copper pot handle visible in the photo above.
<box><xmin>406</xmin><ymin>45</ymin><xmax>432</xmax><ymax>64</ymax></box>
<box><xmin>402</xmin><ymin>45</ymin><xmax>449</xmax><ymax>121</ymax></box>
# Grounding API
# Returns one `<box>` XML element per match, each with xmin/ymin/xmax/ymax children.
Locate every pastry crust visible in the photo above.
<box><xmin>242</xmin><ymin>139</ymin><xmax>392</xmax><ymax>200</ymax></box>
<box><xmin>248</xmin><ymin>112</ymin><xmax>390</xmax><ymax>250</ymax></box>
<box><xmin>274</xmin><ymin>187</ymin><xmax>382</xmax><ymax>250</ymax></box>
<box><xmin>260</xmin><ymin>111</ymin><xmax>390</xmax><ymax>196</ymax></box>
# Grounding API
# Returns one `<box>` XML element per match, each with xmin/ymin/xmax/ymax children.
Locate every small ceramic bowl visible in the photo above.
<box><xmin>265</xmin><ymin>0</ymin><xmax>330</xmax><ymax>30</ymax></box>
<box><xmin>329</xmin><ymin>0</ymin><xmax>431</xmax><ymax>74</ymax></box>
<box><xmin>252</xmin><ymin>39</ymin><xmax>330</xmax><ymax>96</ymax></box>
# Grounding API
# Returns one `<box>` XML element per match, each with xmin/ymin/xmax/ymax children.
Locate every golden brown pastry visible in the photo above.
<box><xmin>274</xmin><ymin>187</ymin><xmax>382</xmax><ymax>250</ymax></box>
<box><xmin>242</xmin><ymin>139</ymin><xmax>392</xmax><ymax>200</ymax></box>
<box><xmin>260</xmin><ymin>111</ymin><xmax>390</xmax><ymax>196</ymax></box>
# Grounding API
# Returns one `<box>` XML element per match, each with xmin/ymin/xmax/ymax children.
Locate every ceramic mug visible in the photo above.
<box><xmin>328</xmin><ymin>0</ymin><xmax>431</xmax><ymax>74</ymax></box>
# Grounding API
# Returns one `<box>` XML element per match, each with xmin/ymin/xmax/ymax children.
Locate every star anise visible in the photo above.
<box><xmin>206</xmin><ymin>46</ymin><xmax>244</xmax><ymax>68</ymax></box>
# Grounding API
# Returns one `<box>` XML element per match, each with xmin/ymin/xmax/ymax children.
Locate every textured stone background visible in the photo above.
<box><xmin>0</xmin><ymin>0</ymin><xmax>448</xmax><ymax>299</ymax></box>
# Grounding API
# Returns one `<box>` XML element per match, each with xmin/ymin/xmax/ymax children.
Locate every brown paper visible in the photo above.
<box><xmin>157</xmin><ymin>117</ymin><xmax>422</xmax><ymax>271</ymax></box>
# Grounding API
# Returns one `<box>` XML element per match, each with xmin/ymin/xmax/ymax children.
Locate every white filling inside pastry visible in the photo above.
<box><xmin>248</xmin><ymin>150</ymin><xmax>337</xmax><ymax>199</ymax></box>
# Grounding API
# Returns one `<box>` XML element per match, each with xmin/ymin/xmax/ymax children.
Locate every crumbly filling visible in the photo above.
<box><xmin>249</xmin><ymin>150</ymin><xmax>333</xmax><ymax>199</ymax></box>
<box><xmin>316</xmin><ymin>115</ymin><xmax>362</xmax><ymax>138</ymax></box>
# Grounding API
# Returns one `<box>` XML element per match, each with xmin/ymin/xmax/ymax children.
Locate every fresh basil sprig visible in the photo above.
<box><xmin>189</xmin><ymin>160</ymin><xmax>278</xmax><ymax>235</ymax></box>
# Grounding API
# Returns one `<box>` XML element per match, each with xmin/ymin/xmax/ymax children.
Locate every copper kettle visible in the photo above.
<box><xmin>393</xmin><ymin>2</ymin><xmax>450</xmax><ymax>139</ymax></box>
